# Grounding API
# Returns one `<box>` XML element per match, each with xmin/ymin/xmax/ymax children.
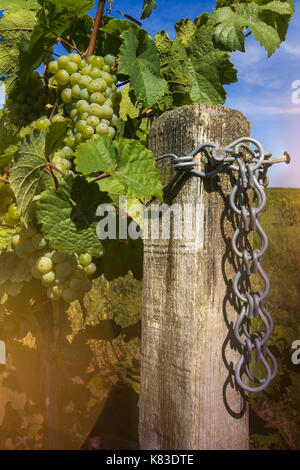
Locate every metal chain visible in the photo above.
<box><xmin>157</xmin><ymin>137</ymin><xmax>290</xmax><ymax>393</ymax></box>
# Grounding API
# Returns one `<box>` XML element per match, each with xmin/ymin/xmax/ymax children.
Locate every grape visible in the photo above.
<box><xmin>56</xmin><ymin>69</ymin><xmax>70</xmax><ymax>86</ymax></box>
<box><xmin>65</xmin><ymin>61</ymin><xmax>78</xmax><ymax>74</ymax></box>
<box><xmin>63</xmin><ymin>288</ymin><xmax>77</xmax><ymax>303</ymax></box>
<box><xmin>107</xmin><ymin>127</ymin><xmax>116</xmax><ymax>139</ymax></box>
<box><xmin>79</xmin><ymin>75</ymin><xmax>92</xmax><ymax>89</ymax></box>
<box><xmin>80</xmin><ymin>279</ymin><xmax>92</xmax><ymax>293</ymax></box>
<box><xmin>96</xmin><ymin>123</ymin><xmax>109</xmax><ymax>136</ymax></box>
<box><xmin>76</xmin><ymin>100</ymin><xmax>90</xmax><ymax>114</ymax></box>
<box><xmin>36</xmin><ymin>256</ymin><xmax>53</xmax><ymax>274</ymax></box>
<box><xmin>48</xmin><ymin>61</ymin><xmax>59</xmax><ymax>74</ymax></box>
<box><xmin>90</xmin><ymin>92</ymin><xmax>105</xmax><ymax>105</ymax></box>
<box><xmin>89</xmin><ymin>67</ymin><xmax>102</xmax><ymax>79</ymax></box>
<box><xmin>79</xmin><ymin>253</ymin><xmax>92</xmax><ymax>266</ymax></box>
<box><xmin>70</xmin><ymin>108</ymin><xmax>78</xmax><ymax>119</ymax></box>
<box><xmin>62</xmin><ymin>146</ymin><xmax>74</xmax><ymax>158</ymax></box>
<box><xmin>80</xmin><ymin>88</ymin><xmax>90</xmax><ymax>101</ymax></box>
<box><xmin>51</xmin><ymin>114</ymin><xmax>65</xmax><ymax>123</ymax></box>
<box><xmin>8</xmin><ymin>203</ymin><xmax>19</xmax><ymax>220</ymax></box>
<box><xmin>32</xmin><ymin>233</ymin><xmax>47</xmax><ymax>250</ymax></box>
<box><xmin>47</xmin><ymin>285</ymin><xmax>63</xmax><ymax>300</ymax></box>
<box><xmin>104</xmin><ymin>54</ymin><xmax>115</xmax><ymax>67</ymax></box>
<box><xmin>52</xmin><ymin>251</ymin><xmax>66</xmax><ymax>264</ymax></box>
<box><xmin>71</xmin><ymin>85</ymin><xmax>82</xmax><ymax>100</ymax></box>
<box><xmin>89</xmin><ymin>103</ymin><xmax>102</xmax><ymax>118</ymax></box>
<box><xmin>31</xmin><ymin>265</ymin><xmax>42</xmax><ymax>279</ymax></box>
<box><xmin>42</xmin><ymin>270</ymin><xmax>55</xmax><ymax>284</ymax></box>
<box><xmin>75</xmin><ymin>120</ymin><xmax>86</xmax><ymax>132</ymax></box>
<box><xmin>80</xmin><ymin>112</ymin><xmax>89</xmax><ymax>121</ymax></box>
<box><xmin>69</xmin><ymin>278</ymin><xmax>82</xmax><ymax>291</ymax></box>
<box><xmin>75</xmin><ymin>133</ymin><xmax>83</xmax><ymax>144</ymax></box>
<box><xmin>88</xmin><ymin>81</ymin><xmax>103</xmax><ymax>94</ymax></box>
<box><xmin>84</xmin><ymin>263</ymin><xmax>96</xmax><ymax>276</ymax></box>
<box><xmin>61</xmin><ymin>88</ymin><xmax>73</xmax><ymax>103</ymax></box>
<box><xmin>55</xmin><ymin>261</ymin><xmax>73</xmax><ymax>279</ymax></box>
<box><xmin>81</xmin><ymin>65</ymin><xmax>92</xmax><ymax>75</ymax></box>
<box><xmin>69</xmin><ymin>53</ymin><xmax>82</xmax><ymax>66</ymax></box>
<box><xmin>82</xmin><ymin>125</ymin><xmax>94</xmax><ymax>139</ymax></box>
<box><xmin>101</xmin><ymin>104</ymin><xmax>113</xmax><ymax>120</ymax></box>
<box><xmin>57</xmin><ymin>55</ymin><xmax>69</xmax><ymax>68</ymax></box>
<box><xmin>70</xmin><ymin>73</ymin><xmax>82</xmax><ymax>86</ymax></box>
<box><xmin>86</xmin><ymin>116</ymin><xmax>100</xmax><ymax>129</ymax></box>
<box><xmin>102</xmin><ymin>64</ymin><xmax>110</xmax><ymax>73</ymax></box>
<box><xmin>92</xmin><ymin>56</ymin><xmax>105</xmax><ymax>69</ymax></box>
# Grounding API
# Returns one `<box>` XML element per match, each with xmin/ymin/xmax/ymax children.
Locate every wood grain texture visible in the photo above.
<box><xmin>139</xmin><ymin>104</ymin><xmax>251</xmax><ymax>450</ymax></box>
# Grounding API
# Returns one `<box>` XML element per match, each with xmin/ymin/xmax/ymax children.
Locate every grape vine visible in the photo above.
<box><xmin>0</xmin><ymin>0</ymin><xmax>295</xmax><ymax>449</ymax></box>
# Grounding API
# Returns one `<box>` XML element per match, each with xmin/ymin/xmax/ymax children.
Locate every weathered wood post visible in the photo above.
<box><xmin>139</xmin><ymin>103</ymin><xmax>251</xmax><ymax>450</ymax></box>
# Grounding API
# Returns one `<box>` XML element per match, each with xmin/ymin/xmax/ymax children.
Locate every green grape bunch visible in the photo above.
<box><xmin>48</xmin><ymin>52</ymin><xmax>119</xmax><ymax>148</ymax></box>
<box><xmin>4</xmin><ymin>72</ymin><xmax>47</xmax><ymax>128</ymax></box>
<box><xmin>11</xmin><ymin>223</ymin><xmax>98</xmax><ymax>303</ymax></box>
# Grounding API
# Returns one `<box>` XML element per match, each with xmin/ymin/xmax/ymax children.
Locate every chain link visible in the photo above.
<box><xmin>157</xmin><ymin>137</ymin><xmax>290</xmax><ymax>392</ymax></box>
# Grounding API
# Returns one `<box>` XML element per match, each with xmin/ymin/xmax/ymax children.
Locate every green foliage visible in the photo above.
<box><xmin>209</xmin><ymin>1</ymin><xmax>294</xmax><ymax>56</ymax></box>
<box><xmin>155</xmin><ymin>18</ymin><xmax>237</xmax><ymax>107</ymax></box>
<box><xmin>75</xmin><ymin>136</ymin><xmax>163</xmax><ymax>200</ymax></box>
<box><xmin>9</xmin><ymin>130</ymin><xmax>54</xmax><ymax>224</ymax></box>
<box><xmin>140</xmin><ymin>0</ymin><xmax>157</xmax><ymax>20</ymax></box>
<box><xmin>119</xmin><ymin>29</ymin><xmax>168</xmax><ymax>108</ymax></box>
<box><xmin>0</xmin><ymin>116</ymin><xmax>20</xmax><ymax>168</ymax></box>
<box><xmin>0</xmin><ymin>8</ymin><xmax>39</xmax><ymax>95</ymax></box>
<box><xmin>36</xmin><ymin>175</ymin><xmax>107</xmax><ymax>255</ymax></box>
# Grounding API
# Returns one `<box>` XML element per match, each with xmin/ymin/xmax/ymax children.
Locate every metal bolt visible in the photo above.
<box><xmin>264</xmin><ymin>151</ymin><xmax>291</xmax><ymax>166</ymax></box>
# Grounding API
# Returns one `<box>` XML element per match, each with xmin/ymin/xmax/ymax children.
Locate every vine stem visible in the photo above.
<box><xmin>85</xmin><ymin>0</ymin><xmax>106</xmax><ymax>61</ymax></box>
<box><xmin>91</xmin><ymin>172</ymin><xmax>111</xmax><ymax>183</ymax></box>
<box><xmin>0</xmin><ymin>176</ymin><xmax>9</xmax><ymax>184</ymax></box>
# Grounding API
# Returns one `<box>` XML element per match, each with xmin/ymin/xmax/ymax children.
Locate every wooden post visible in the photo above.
<box><xmin>139</xmin><ymin>103</ymin><xmax>251</xmax><ymax>450</ymax></box>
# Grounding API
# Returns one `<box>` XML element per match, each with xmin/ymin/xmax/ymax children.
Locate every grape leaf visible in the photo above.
<box><xmin>185</xmin><ymin>27</ymin><xmax>237</xmax><ymax>104</ymax></box>
<box><xmin>140</xmin><ymin>0</ymin><xmax>157</xmax><ymax>20</ymax></box>
<box><xmin>75</xmin><ymin>136</ymin><xmax>163</xmax><ymax>201</ymax></box>
<box><xmin>0</xmin><ymin>252</ymin><xmax>31</xmax><ymax>283</ymax></box>
<box><xmin>119</xmin><ymin>29</ymin><xmax>168</xmax><ymax>108</ymax></box>
<box><xmin>9</xmin><ymin>130</ymin><xmax>54</xmax><ymax>224</ymax></box>
<box><xmin>37</xmin><ymin>175</ymin><xmax>108</xmax><ymax>256</ymax></box>
<box><xmin>119</xmin><ymin>84</ymin><xmax>141</xmax><ymax>121</ymax></box>
<box><xmin>45</xmin><ymin>119</ymin><xmax>70</xmax><ymax>157</ymax></box>
<box><xmin>208</xmin><ymin>2</ymin><xmax>294</xmax><ymax>56</ymax></box>
<box><xmin>0</xmin><ymin>0</ymin><xmax>41</xmax><ymax>11</ymax></box>
<box><xmin>0</xmin><ymin>224</ymin><xmax>18</xmax><ymax>255</ymax></box>
<box><xmin>96</xmin><ymin>18</ymin><xmax>142</xmax><ymax>58</ymax></box>
<box><xmin>0</xmin><ymin>116</ymin><xmax>20</xmax><ymax>167</ymax></box>
<box><xmin>0</xmin><ymin>8</ymin><xmax>39</xmax><ymax>95</ymax></box>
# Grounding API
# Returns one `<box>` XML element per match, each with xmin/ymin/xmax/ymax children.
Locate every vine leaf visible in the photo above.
<box><xmin>0</xmin><ymin>1</ymin><xmax>41</xmax><ymax>12</ymax></box>
<box><xmin>0</xmin><ymin>115</ymin><xmax>20</xmax><ymax>167</ymax></box>
<box><xmin>75</xmin><ymin>136</ymin><xmax>163</xmax><ymax>201</ymax></box>
<box><xmin>119</xmin><ymin>29</ymin><xmax>168</xmax><ymax>108</ymax></box>
<box><xmin>9</xmin><ymin>130</ymin><xmax>54</xmax><ymax>225</ymax></box>
<box><xmin>0</xmin><ymin>8</ymin><xmax>39</xmax><ymax>95</ymax></box>
<box><xmin>185</xmin><ymin>27</ymin><xmax>237</xmax><ymax>104</ymax></box>
<box><xmin>37</xmin><ymin>175</ymin><xmax>108</xmax><ymax>256</ymax></box>
<box><xmin>119</xmin><ymin>84</ymin><xmax>141</xmax><ymax>121</ymax></box>
<box><xmin>140</xmin><ymin>0</ymin><xmax>157</xmax><ymax>20</ymax></box>
<box><xmin>208</xmin><ymin>2</ymin><xmax>294</xmax><ymax>56</ymax></box>
<box><xmin>45</xmin><ymin>119</ymin><xmax>70</xmax><ymax>157</ymax></box>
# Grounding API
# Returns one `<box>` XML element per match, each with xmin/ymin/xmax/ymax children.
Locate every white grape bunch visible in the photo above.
<box><xmin>48</xmin><ymin>52</ymin><xmax>119</xmax><ymax>156</ymax></box>
<box><xmin>12</xmin><ymin>222</ymin><xmax>98</xmax><ymax>303</ymax></box>
<box><xmin>4</xmin><ymin>72</ymin><xmax>47</xmax><ymax>128</ymax></box>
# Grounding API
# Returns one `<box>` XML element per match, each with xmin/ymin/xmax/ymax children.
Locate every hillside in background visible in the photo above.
<box><xmin>250</xmin><ymin>188</ymin><xmax>300</xmax><ymax>449</ymax></box>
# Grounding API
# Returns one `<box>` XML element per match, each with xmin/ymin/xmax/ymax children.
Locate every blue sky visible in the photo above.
<box><xmin>0</xmin><ymin>0</ymin><xmax>299</xmax><ymax>187</ymax></box>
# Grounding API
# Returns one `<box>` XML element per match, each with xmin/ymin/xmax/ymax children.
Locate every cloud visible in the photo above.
<box><xmin>281</xmin><ymin>43</ymin><xmax>300</xmax><ymax>58</ymax></box>
<box><xmin>0</xmin><ymin>83</ymin><xmax>4</xmax><ymax>108</ymax></box>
